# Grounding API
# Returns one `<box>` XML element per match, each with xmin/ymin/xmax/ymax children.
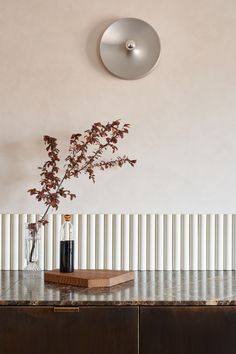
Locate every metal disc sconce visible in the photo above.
<box><xmin>100</xmin><ymin>18</ymin><xmax>161</xmax><ymax>80</ymax></box>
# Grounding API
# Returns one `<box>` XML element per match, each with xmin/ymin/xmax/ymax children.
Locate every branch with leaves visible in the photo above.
<box><xmin>28</xmin><ymin>120</ymin><xmax>136</xmax><ymax>226</ymax></box>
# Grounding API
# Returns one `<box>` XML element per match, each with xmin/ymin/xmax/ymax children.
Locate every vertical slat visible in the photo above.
<box><xmin>79</xmin><ymin>214</ymin><xmax>87</xmax><ymax>269</ymax></box>
<box><xmin>122</xmin><ymin>214</ymin><xmax>130</xmax><ymax>270</ymax></box>
<box><xmin>156</xmin><ymin>214</ymin><xmax>164</xmax><ymax>270</ymax></box>
<box><xmin>28</xmin><ymin>212</ymin><xmax>38</xmax><ymax>269</ymax></box>
<box><xmin>173</xmin><ymin>214</ymin><xmax>181</xmax><ymax>270</ymax></box>
<box><xmin>190</xmin><ymin>214</ymin><xmax>198</xmax><ymax>270</ymax></box>
<box><xmin>39</xmin><ymin>222</ymin><xmax>45</xmax><ymax>270</ymax></box>
<box><xmin>88</xmin><ymin>214</ymin><xmax>95</xmax><ymax>269</ymax></box>
<box><xmin>139</xmin><ymin>214</ymin><xmax>147</xmax><ymax>270</ymax></box>
<box><xmin>130</xmin><ymin>214</ymin><xmax>138</xmax><ymax>270</ymax></box>
<box><xmin>105</xmin><ymin>214</ymin><xmax>113</xmax><ymax>269</ymax></box>
<box><xmin>199</xmin><ymin>214</ymin><xmax>207</xmax><ymax>270</ymax></box>
<box><xmin>2</xmin><ymin>214</ymin><xmax>10</xmax><ymax>270</ymax></box>
<box><xmin>164</xmin><ymin>214</ymin><xmax>172</xmax><ymax>270</ymax></box>
<box><xmin>216</xmin><ymin>214</ymin><xmax>224</xmax><ymax>270</ymax></box>
<box><xmin>207</xmin><ymin>214</ymin><xmax>215</xmax><ymax>270</ymax></box>
<box><xmin>53</xmin><ymin>214</ymin><xmax>61</xmax><ymax>269</ymax></box>
<box><xmin>113</xmin><ymin>214</ymin><xmax>121</xmax><ymax>270</ymax></box>
<box><xmin>28</xmin><ymin>212</ymin><xmax>36</xmax><ymax>268</ymax></box>
<box><xmin>148</xmin><ymin>214</ymin><xmax>155</xmax><ymax>270</ymax></box>
<box><xmin>19</xmin><ymin>214</ymin><xmax>27</xmax><ymax>270</ymax></box>
<box><xmin>96</xmin><ymin>214</ymin><xmax>104</xmax><ymax>269</ymax></box>
<box><xmin>45</xmin><ymin>214</ymin><xmax>53</xmax><ymax>270</ymax></box>
<box><xmin>11</xmin><ymin>214</ymin><xmax>19</xmax><ymax>270</ymax></box>
<box><xmin>29</xmin><ymin>214</ymin><xmax>36</xmax><ymax>224</ymax></box>
<box><xmin>225</xmin><ymin>214</ymin><xmax>232</xmax><ymax>270</ymax></box>
<box><xmin>72</xmin><ymin>214</ymin><xmax>79</xmax><ymax>269</ymax></box>
<box><xmin>181</xmin><ymin>214</ymin><xmax>189</xmax><ymax>270</ymax></box>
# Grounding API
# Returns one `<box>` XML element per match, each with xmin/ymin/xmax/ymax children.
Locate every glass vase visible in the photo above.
<box><xmin>24</xmin><ymin>222</ymin><xmax>41</xmax><ymax>272</ymax></box>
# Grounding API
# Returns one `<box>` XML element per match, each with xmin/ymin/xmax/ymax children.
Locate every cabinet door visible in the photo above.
<box><xmin>140</xmin><ymin>306</ymin><xmax>236</xmax><ymax>354</ymax></box>
<box><xmin>0</xmin><ymin>306</ymin><xmax>138</xmax><ymax>354</ymax></box>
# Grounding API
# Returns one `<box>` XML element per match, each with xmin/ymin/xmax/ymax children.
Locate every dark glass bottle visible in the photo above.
<box><xmin>60</xmin><ymin>215</ymin><xmax>74</xmax><ymax>273</ymax></box>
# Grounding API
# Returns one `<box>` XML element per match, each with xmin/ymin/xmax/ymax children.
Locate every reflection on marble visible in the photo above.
<box><xmin>0</xmin><ymin>271</ymin><xmax>20</xmax><ymax>297</ymax></box>
<box><xmin>1</xmin><ymin>271</ymin><xmax>236</xmax><ymax>306</ymax></box>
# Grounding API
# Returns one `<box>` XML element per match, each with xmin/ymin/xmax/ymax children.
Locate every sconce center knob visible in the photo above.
<box><xmin>125</xmin><ymin>40</ymin><xmax>136</xmax><ymax>51</ymax></box>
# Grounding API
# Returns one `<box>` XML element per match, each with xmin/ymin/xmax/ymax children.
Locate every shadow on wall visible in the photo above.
<box><xmin>85</xmin><ymin>18</ymin><xmax>117</xmax><ymax>77</ymax></box>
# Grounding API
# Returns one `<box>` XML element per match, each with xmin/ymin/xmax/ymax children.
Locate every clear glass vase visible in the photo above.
<box><xmin>24</xmin><ymin>222</ymin><xmax>41</xmax><ymax>272</ymax></box>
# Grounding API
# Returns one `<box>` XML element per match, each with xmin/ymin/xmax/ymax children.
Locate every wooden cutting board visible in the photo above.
<box><xmin>44</xmin><ymin>269</ymin><xmax>134</xmax><ymax>288</ymax></box>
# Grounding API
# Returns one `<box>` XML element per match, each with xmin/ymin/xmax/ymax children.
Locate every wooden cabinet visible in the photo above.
<box><xmin>0</xmin><ymin>306</ymin><xmax>138</xmax><ymax>354</ymax></box>
<box><xmin>2</xmin><ymin>305</ymin><xmax>236</xmax><ymax>354</ymax></box>
<box><xmin>140</xmin><ymin>306</ymin><xmax>236</xmax><ymax>354</ymax></box>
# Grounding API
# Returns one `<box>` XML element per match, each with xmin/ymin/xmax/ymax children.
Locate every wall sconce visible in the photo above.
<box><xmin>100</xmin><ymin>18</ymin><xmax>161</xmax><ymax>80</ymax></box>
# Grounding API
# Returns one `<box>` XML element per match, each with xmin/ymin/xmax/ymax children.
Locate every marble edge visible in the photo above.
<box><xmin>1</xmin><ymin>300</ymin><xmax>236</xmax><ymax>306</ymax></box>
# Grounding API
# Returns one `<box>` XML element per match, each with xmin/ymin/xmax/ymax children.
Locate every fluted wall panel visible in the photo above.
<box><xmin>1</xmin><ymin>214</ymin><xmax>236</xmax><ymax>270</ymax></box>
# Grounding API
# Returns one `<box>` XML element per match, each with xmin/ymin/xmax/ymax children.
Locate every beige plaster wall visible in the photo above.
<box><xmin>0</xmin><ymin>0</ymin><xmax>236</xmax><ymax>214</ymax></box>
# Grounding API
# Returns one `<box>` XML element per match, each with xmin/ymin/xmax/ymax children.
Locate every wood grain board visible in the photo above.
<box><xmin>44</xmin><ymin>269</ymin><xmax>134</xmax><ymax>288</ymax></box>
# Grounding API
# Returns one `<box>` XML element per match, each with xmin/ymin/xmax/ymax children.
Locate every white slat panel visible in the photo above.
<box><xmin>207</xmin><ymin>214</ymin><xmax>215</xmax><ymax>270</ymax></box>
<box><xmin>199</xmin><ymin>214</ymin><xmax>207</xmax><ymax>270</ymax></box>
<box><xmin>225</xmin><ymin>214</ymin><xmax>232</xmax><ymax>270</ymax></box>
<box><xmin>164</xmin><ymin>215</ymin><xmax>172</xmax><ymax>270</ymax></box>
<box><xmin>19</xmin><ymin>214</ymin><xmax>27</xmax><ymax>270</ymax></box>
<box><xmin>28</xmin><ymin>213</ymin><xmax>38</xmax><ymax>267</ymax></box>
<box><xmin>216</xmin><ymin>214</ymin><xmax>224</xmax><ymax>270</ymax></box>
<box><xmin>181</xmin><ymin>214</ymin><xmax>189</xmax><ymax>270</ymax></box>
<box><xmin>29</xmin><ymin>214</ymin><xmax>36</xmax><ymax>223</ymax></box>
<box><xmin>105</xmin><ymin>214</ymin><xmax>113</xmax><ymax>269</ymax></box>
<box><xmin>88</xmin><ymin>214</ymin><xmax>95</xmax><ymax>269</ymax></box>
<box><xmin>173</xmin><ymin>214</ymin><xmax>181</xmax><ymax>270</ymax></box>
<box><xmin>130</xmin><ymin>214</ymin><xmax>138</xmax><ymax>270</ymax></box>
<box><xmin>113</xmin><ymin>214</ymin><xmax>121</xmax><ymax>270</ymax></box>
<box><xmin>2</xmin><ymin>214</ymin><xmax>10</xmax><ymax>270</ymax></box>
<box><xmin>39</xmin><ymin>222</ymin><xmax>45</xmax><ymax>270</ymax></box>
<box><xmin>79</xmin><ymin>214</ymin><xmax>87</xmax><ymax>269</ymax></box>
<box><xmin>156</xmin><ymin>214</ymin><xmax>164</xmax><ymax>270</ymax></box>
<box><xmin>122</xmin><ymin>214</ymin><xmax>130</xmax><ymax>270</ymax></box>
<box><xmin>190</xmin><ymin>214</ymin><xmax>198</xmax><ymax>270</ymax></box>
<box><xmin>28</xmin><ymin>212</ymin><xmax>37</xmax><ymax>269</ymax></box>
<box><xmin>72</xmin><ymin>214</ymin><xmax>79</xmax><ymax>269</ymax></box>
<box><xmin>53</xmin><ymin>214</ymin><xmax>61</xmax><ymax>269</ymax></box>
<box><xmin>96</xmin><ymin>214</ymin><xmax>104</xmax><ymax>269</ymax></box>
<box><xmin>45</xmin><ymin>214</ymin><xmax>53</xmax><ymax>270</ymax></box>
<box><xmin>139</xmin><ymin>214</ymin><xmax>147</xmax><ymax>270</ymax></box>
<box><xmin>11</xmin><ymin>214</ymin><xmax>19</xmax><ymax>270</ymax></box>
<box><xmin>2</xmin><ymin>213</ymin><xmax>236</xmax><ymax>271</ymax></box>
<box><xmin>148</xmin><ymin>214</ymin><xmax>155</xmax><ymax>270</ymax></box>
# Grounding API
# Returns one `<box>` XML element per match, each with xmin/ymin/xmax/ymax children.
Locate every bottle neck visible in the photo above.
<box><xmin>61</xmin><ymin>220</ymin><xmax>73</xmax><ymax>241</ymax></box>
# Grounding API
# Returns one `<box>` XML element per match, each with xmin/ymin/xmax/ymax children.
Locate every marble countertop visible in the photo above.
<box><xmin>1</xmin><ymin>271</ymin><xmax>236</xmax><ymax>306</ymax></box>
